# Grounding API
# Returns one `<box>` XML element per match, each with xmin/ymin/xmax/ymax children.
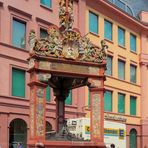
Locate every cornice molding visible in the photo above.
<box><xmin>8</xmin><ymin>5</ymin><xmax>32</xmax><ymax>19</ymax></box>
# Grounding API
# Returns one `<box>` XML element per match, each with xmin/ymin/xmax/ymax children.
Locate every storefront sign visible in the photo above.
<box><xmin>104</xmin><ymin>114</ymin><xmax>127</xmax><ymax>122</ymax></box>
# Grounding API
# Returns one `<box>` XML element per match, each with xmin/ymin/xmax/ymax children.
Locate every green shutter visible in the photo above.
<box><xmin>104</xmin><ymin>20</ymin><xmax>112</xmax><ymax>40</ymax></box>
<box><xmin>118</xmin><ymin>93</ymin><xmax>125</xmax><ymax>113</ymax></box>
<box><xmin>105</xmin><ymin>56</ymin><xmax>112</xmax><ymax>76</ymax></box>
<box><xmin>65</xmin><ymin>90</ymin><xmax>72</xmax><ymax>105</ymax></box>
<box><xmin>12</xmin><ymin>68</ymin><xmax>25</xmax><ymax>98</ymax></box>
<box><xmin>130</xmin><ymin>65</ymin><xmax>136</xmax><ymax>83</ymax></box>
<box><xmin>130</xmin><ymin>33</ymin><xmax>136</xmax><ymax>52</ymax></box>
<box><xmin>130</xmin><ymin>96</ymin><xmax>136</xmax><ymax>115</ymax></box>
<box><xmin>118</xmin><ymin>60</ymin><xmax>125</xmax><ymax>80</ymax></box>
<box><xmin>89</xmin><ymin>11</ymin><xmax>98</xmax><ymax>34</ymax></box>
<box><xmin>46</xmin><ymin>86</ymin><xmax>50</xmax><ymax>102</ymax></box>
<box><xmin>130</xmin><ymin>129</ymin><xmax>137</xmax><ymax>148</ymax></box>
<box><xmin>104</xmin><ymin>91</ymin><xmax>112</xmax><ymax>112</ymax></box>
<box><xmin>118</xmin><ymin>27</ymin><xmax>125</xmax><ymax>47</ymax></box>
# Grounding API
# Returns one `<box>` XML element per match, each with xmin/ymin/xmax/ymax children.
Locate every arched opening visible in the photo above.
<box><xmin>9</xmin><ymin>118</ymin><xmax>27</xmax><ymax>148</ymax></box>
<box><xmin>130</xmin><ymin>128</ymin><xmax>137</xmax><ymax>148</ymax></box>
<box><xmin>46</xmin><ymin>121</ymin><xmax>52</xmax><ymax>132</ymax></box>
<box><xmin>46</xmin><ymin>121</ymin><xmax>53</xmax><ymax>140</ymax></box>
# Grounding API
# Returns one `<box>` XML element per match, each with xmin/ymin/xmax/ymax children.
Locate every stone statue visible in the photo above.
<box><xmin>28</xmin><ymin>29</ymin><xmax>36</xmax><ymax>55</ymax></box>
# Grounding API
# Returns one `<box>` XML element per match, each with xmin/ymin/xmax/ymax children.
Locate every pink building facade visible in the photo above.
<box><xmin>0</xmin><ymin>0</ymin><xmax>148</xmax><ymax>148</ymax></box>
<box><xmin>0</xmin><ymin>1</ymin><xmax>87</xmax><ymax>148</ymax></box>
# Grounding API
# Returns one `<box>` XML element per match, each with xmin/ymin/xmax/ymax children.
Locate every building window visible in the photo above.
<box><xmin>118</xmin><ymin>93</ymin><xmax>125</xmax><ymax>113</ymax></box>
<box><xmin>105</xmin><ymin>56</ymin><xmax>112</xmax><ymax>76</ymax></box>
<box><xmin>9</xmin><ymin>119</ymin><xmax>27</xmax><ymax>148</ymax></box>
<box><xmin>127</xmin><ymin>6</ymin><xmax>133</xmax><ymax>16</ymax></box>
<box><xmin>12</xmin><ymin>19</ymin><xmax>26</xmax><ymax>49</ymax></box>
<box><xmin>104</xmin><ymin>90</ymin><xmax>112</xmax><ymax>112</ymax></box>
<box><xmin>104</xmin><ymin>20</ymin><xmax>112</xmax><ymax>41</ymax></box>
<box><xmin>12</xmin><ymin>68</ymin><xmax>25</xmax><ymax>98</ymax></box>
<box><xmin>65</xmin><ymin>90</ymin><xmax>72</xmax><ymax>105</ymax></box>
<box><xmin>130</xmin><ymin>33</ymin><xmax>136</xmax><ymax>52</ymax></box>
<box><xmin>89</xmin><ymin>11</ymin><xmax>98</xmax><ymax>34</ymax></box>
<box><xmin>46</xmin><ymin>86</ymin><xmax>50</xmax><ymax>102</ymax></box>
<box><xmin>130</xmin><ymin>65</ymin><xmax>136</xmax><ymax>83</ymax></box>
<box><xmin>118</xmin><ymin>27</ymin><xmax>125</xmax><ymax>47</ymax></box>
<box><xmin>130</xmin><ymin>96</ymin><xmax>136</xmax><ymax>116</ymax></box>
<box><xmin>40</xmin><ymin>28</ymin><xmax>48</xmax><ymax>38</ymax></box>
<box><xmin>130</xmin><ymin>129</ymin><xmax>137</xmax><ymax>148</ymax></box>
<box><xmin>114</xmin><ymin>0</ymin><xmax>125</xmax><ymax>11</ymax></box>
<box><xmin>118</xmin><ymin>60</ymin><xmax>125</xmax><ymax>80</ymax></box>
<box><xmin>40</xmin><ymin>0</ymin><xmax>52</xmax><ymax>8</ymax></box>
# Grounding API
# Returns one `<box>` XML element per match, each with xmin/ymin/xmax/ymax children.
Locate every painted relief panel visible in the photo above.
<box><xmin>92</xmin><ymin>94</ymin><xmax>101</xmax><ymax>138</ymax></box>
<box><xmin>39</xmin><ymin>61</ymin><xmax>99</xmax><ymax>76</ymax></box>
<box><xmin>36</xmin><ymin>87</ymin><xmax>45</xmax><ymax>136</ymax></box>
<box><xmin>30</xmin><ymin>88</ymin><xmax>35</xmax><ymax>137</ymax></box>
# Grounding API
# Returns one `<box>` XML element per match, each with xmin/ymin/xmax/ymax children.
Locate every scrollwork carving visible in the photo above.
<box><xmin>28</xmin><ymin>0</ymin><xmax>108</xmax><ymax>63</ymax></box>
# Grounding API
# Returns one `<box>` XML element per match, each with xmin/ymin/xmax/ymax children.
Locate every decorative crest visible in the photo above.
<box><xmin>28</xmin><ymin>0</ymin><xmax>108</xmax><ymax>63</ymax></box>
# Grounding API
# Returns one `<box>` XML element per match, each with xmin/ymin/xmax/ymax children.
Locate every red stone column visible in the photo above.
<box><xmin>89</xmin><ymin>87</ymin><xmax>104</xmax><ymax>145</ymax></box>
<box><xmin>28</xmin><ymin>81</ymin><xmax>47</xmax><ymax>144</ymax></box>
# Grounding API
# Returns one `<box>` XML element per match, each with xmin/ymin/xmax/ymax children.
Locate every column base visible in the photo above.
<box><xmin>28</xmin><ymin>141</ymin><xmax>106</xmax><ymax>148</ymax></box>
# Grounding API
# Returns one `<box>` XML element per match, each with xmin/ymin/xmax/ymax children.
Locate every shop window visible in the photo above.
<box><xmin>104</xmin><ymin>20</ymin><xmax>112</xmax><ymax>41</ymax></box>
<box><xmin>12</xmin><ymin>68</ymin><xmax>25</xmax><ymax>98</ymax></box>
<box><xmin>89</xmin><ymin>11</ymin><xmax>98</xmax><ymax>34</ymax></box>
<box><xmin>40</xmin><ymin>0</ymin><xmax>52</xmax><ymax>8</ymax></box>
<box><xmin>12</xmin><ymin>19</ymin><xmax>26</xmax><ymax>49</ymax></box>
<box><xmin>46</xmin><ymin>86</ymin><xmax>51</xmax><ymax>102</ymax></box>
<box><xmin>118</xmin><ymin>93</ymin><xmax>125</xmax><ymax>113</ymax></box>
<box><xmin>40</xmin><ymin>28</ymin><xmax>48</xmax><ymax>38</ymax></box>
<box><xmin>130</xmin><ymin>96</ymin><xmax>136</xmax><ymax>115</ymax></box>
<box><xmin>118</xmin><ymin>27</ymin><xmax>125</xmax><ymax>47</ymax></box>
<box><xmin>104</xmin><ymin>90</ymin><xmax>112</xmax><ymax>112</ymax></box>
<box><xmin>130</xmin><ymin>33</ymin><xmax>136</xmax><ymax>52</ymax></box>
<box><xmin>118</xmin><ymin>60</ymin><xmax>125</xmax><ymax>80</ymax></box>
<box><xmin>65</xmin><ymin>90</ymin><xmax>72</xmax><ymax>105</ymax></box>
<box><xmin>105</xmin><ymin>56</ymin><xmax>112</xmax><ymax>76</ymax></box>
<box><xmin>130</xmin><ymin>65</ymin><xmax>136</xmax><ymax>83</ymax></box>
<box><xmin>9</xmin><ymin>119</ymin><xmax>27</xmax><ymax>148</ymax></box>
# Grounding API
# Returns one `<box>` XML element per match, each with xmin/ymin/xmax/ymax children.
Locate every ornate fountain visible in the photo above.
<box><xmin>28</xmin><ymin>0</ymin><xmax>108</xmax><ymax>147</ymax></box>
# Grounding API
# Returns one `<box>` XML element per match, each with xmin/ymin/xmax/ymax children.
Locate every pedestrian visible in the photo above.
<box><xmin>110</xmin><ymin>143</ymin><xmax>115</xmax><ymax>148</ymax></box>
<box><xmin>17</xmin><ymin>143</ymin><xmax>22</xmax><ymax>148</ymax></box>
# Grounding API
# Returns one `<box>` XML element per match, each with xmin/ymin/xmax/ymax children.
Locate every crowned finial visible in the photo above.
<box><xmin>59</xmin><ymin>0</ymin><xmax>74</xmax><ymax>31</ymax></box>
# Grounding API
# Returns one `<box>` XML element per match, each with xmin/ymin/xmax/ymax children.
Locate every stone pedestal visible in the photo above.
<box><xmin>90</xmin><ymin>88</ymin><xmax>104</xmax><ymax>143</ymax></box>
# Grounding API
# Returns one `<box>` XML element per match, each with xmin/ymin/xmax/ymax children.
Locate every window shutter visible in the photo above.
<box><xmin>46</xmin><ymin>86</ymin><xmax>50</xmax><ymax>102</ymax></box>
<box><xmin>104</xmin><ymin>91</ymin><xmax>112</xmax><ymax>112</ymax></box>
<box><xmin>130</xmin><ymin>96</ymin><xmax>136</xmax><ymax>115</ymax></box>
<box><xmin>118</xmin><ymin>93</ymin><xmax>125</xmax><ymax>113</ymax></box>
<box><xmin>104</xmin><ymin>20</ymin><xmax>112</xmax><ymax>40</ymax></box>
<box><xmin>65</xmin><ymin>90</ymin><xmax>72</xmax><ymax>105</ymax></box>
<box><xmin>12</xmin><ymin>68</ymin><xmax>25</xmax><ymax>98</ymax></box>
